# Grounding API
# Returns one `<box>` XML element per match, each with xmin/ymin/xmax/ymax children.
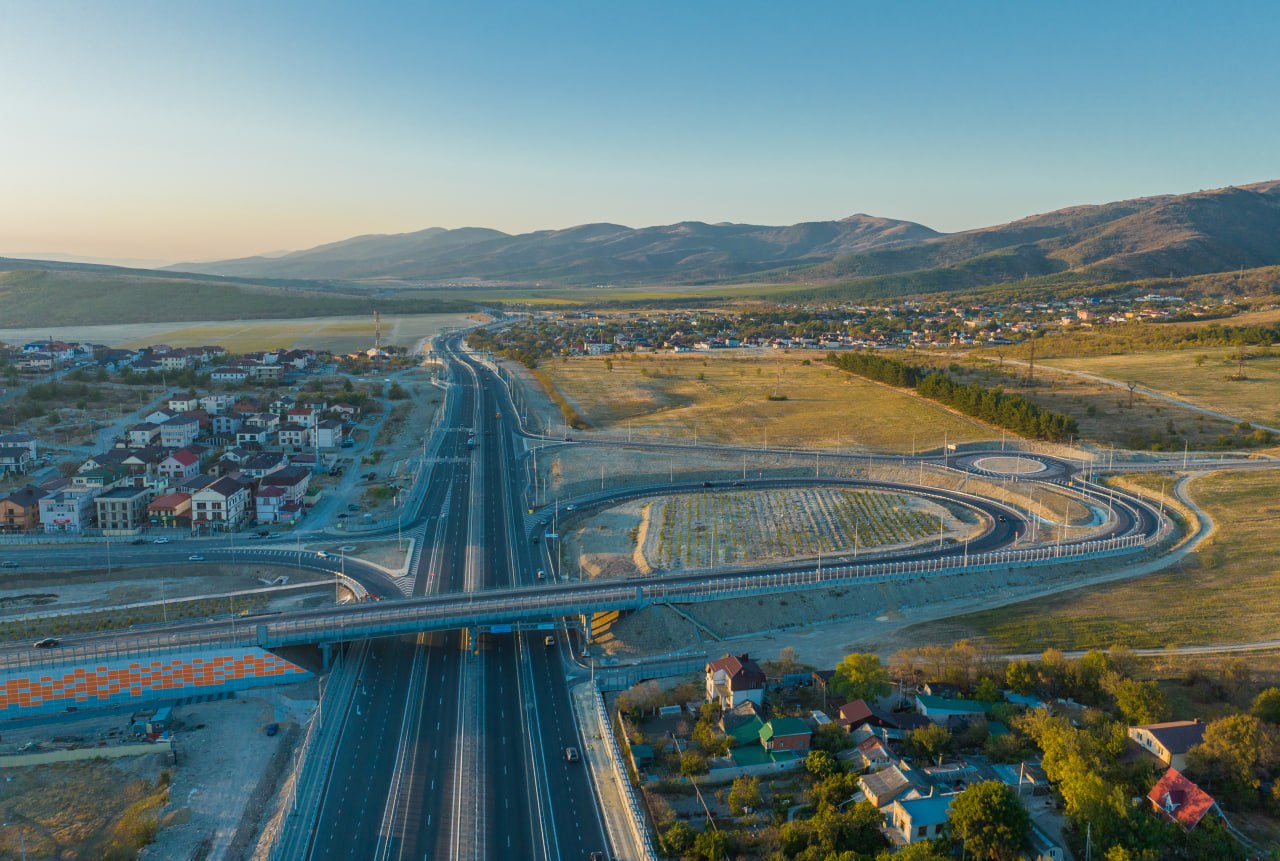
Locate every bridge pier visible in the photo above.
<box><xmin>320</xmin><ymin>642</ymin><xmax>333</xmax><ymax>671</ymax></box>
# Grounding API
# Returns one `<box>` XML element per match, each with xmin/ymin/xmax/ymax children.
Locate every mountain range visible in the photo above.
<box><xmin>169</xmin><ymin>180</ymin><xmax>1280</xmax><ymax>296</ymax></box>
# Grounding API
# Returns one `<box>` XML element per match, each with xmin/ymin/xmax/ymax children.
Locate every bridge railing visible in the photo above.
<box><xmin>591</xmin><ymin>682</ymin><xmax>659</xmax><ymax>861</ymax></box>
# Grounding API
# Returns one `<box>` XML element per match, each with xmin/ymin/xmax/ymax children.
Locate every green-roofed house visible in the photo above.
<box><xmin>726</xmin><ymin>714</ymin><xmax>766</xmax><ymax>748</ymax></box>
<box><xmin>914</xmin><ymin>694</ymin><xmax>997</xmax><ymax>724</ymax></box>
<box><xmin>760</xmin><ymin>717</ymin><xmax>811</xmax><ymax>753</ymax></box>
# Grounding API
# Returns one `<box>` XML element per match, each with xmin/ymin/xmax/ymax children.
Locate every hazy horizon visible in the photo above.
<box><xmin>3</xmin><ymin>2</ymin><xmax>1277</xmax><ymax>264</ymax></box>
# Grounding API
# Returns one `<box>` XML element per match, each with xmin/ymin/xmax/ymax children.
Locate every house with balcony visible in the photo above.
<box><xmin>39</xmin><ymin>488</ymin><xmax>99</xmax><ymax>534</ymax></box>
<box><xmin>158</xmin><ymin>448</ymin><xmax>201</xmax><ymax>481</ymax></box>
<box><xmin>706</xmin><ymin>653</ymin><xmax>766</xmax><ymax>708</ymax></box>
<box><xmin>315</xmin><ymin>419</ymin><xmax>346</xmax><ymax>449</ymax></box>
<box><xmin>126</xmin><ymin>423</ymin><xmax>161</xmax><ymax>449</ymax></box>
<box><xmin>191</xmin><ymin>477</ymin><xmax>250</xmax><ymax>531</ymax></box>
<box><xmin>0</xmin><ymin>447</ymin><xmax>33</xmax><ymax>476</ymax></box>
<box><xmin>0</xmin><ymin>485</ymin><xmax>47</xmax><ymax>531</ymax></box>
<box><xmin>159</xmin><ymin>415</ymin><xmax>201</xmax><ymax>449</ymax></box>
<box><xmin>278</xmin><ymin>423</ymin><xmax>314</xmax><ymax>449</ymax></box>
<box><xmin>0</xmin><ymin>432</ymin><xmax>37</xmax><ymax>459</ymax></box>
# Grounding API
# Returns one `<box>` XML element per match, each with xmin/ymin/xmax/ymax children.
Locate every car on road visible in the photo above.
<box><xmin>347</xmin><ymin>504</ymin><xmax>360</xmax><ymax>512</ymax></box>
<box><xmin>536</xmin><ymin>569</ymin><xmax>545</xmax><ymax>580</ymax></box>
<box><xmin>153</xmin><ymin>538</ymin><xmax>170</xmax><ymax>544</ymax></box>
<box><xmin>564</xmin><ymin>747</ymin><xmax>579</xmax><ymax>763</ymax></box>
<box><xmin>0</xmin><ymin>561</ymin><xmax>18</xmax><ymax>568</ymax></box>
<box><xmin>33</xmin><ymin>638</ymin><xmax>58</xmax><ymax>648</ymax></box>
<box><xmin>565</xmin><ymin>504</ymin><xmax>577</xmax><ymax>512</ymax></box>
<box><xmin>316</xmin><ymin>551</ymin><xmax>331</xmax><ymax>559</ymax></box>
<box><xmin>341</xmin><ymin>439</ymin><xmax>355</xmax><ymax>448</ymax></box>
<box><xmin>997</xmin><ymin>514</ymin><xmax>1008</xmax><ymax>522</ymax></box>
<box><xmin>590</xmin><ymin>853</ymin><xmax>605</xmax><ymax>861</ymax></box>
<box><xmin>188</xmin><ymin>554</ymin><xmax>204</xmax><ymax>561</ymax></box>
<box><xmin>544</xmin><ymin>635</ymin><xmax>555</xmax><ymax>646</ymax></box>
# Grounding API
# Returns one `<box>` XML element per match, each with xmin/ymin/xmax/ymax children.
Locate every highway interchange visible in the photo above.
<box><xmin>0</xmin><ymin>332</ymin><xmax>1207</xmax><ymax>860</ymax></box>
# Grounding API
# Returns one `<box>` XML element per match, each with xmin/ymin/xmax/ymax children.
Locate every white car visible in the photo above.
<box><xmin>188</xmin><ymin>554</ymin><xmax>204</xmax><ymax>561</ymax></box>
<box><xmin>153</xmin><ymin>538</ymin><xmax>170</xmax><ymax>544</ymax></box>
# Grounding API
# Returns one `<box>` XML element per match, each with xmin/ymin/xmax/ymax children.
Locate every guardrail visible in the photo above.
<box><xmin>592</xmin><ymin>683</ymin><xmax>659</xmax><ymax>861</ymax></box>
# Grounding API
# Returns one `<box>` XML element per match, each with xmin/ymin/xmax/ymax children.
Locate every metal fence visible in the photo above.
<box><xmin>592</xmin><ymin>682</ymin><xmax>659</xmax><ymax>861</ymax></box>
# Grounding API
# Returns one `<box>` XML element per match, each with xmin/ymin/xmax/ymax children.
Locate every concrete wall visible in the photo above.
<box><xmin>0</xmin><ymin>647</ymin><xmax>309</xmax><ymax>717</ymax></box>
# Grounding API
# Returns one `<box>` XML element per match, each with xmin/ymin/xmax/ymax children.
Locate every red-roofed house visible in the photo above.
<box><xmin>158</xmin><ymin>449</ymin><xmax>201</xmax><ymax>481</ymax></box>
<box><xmin>147</xmin><ymin>492</ymin><xmax>192</xmax><ymax>527</ymax></box>
<box><xmin>705</xmin><ymin>653</ymin><xmax>766</xmax><ymax>708</ymax></box>
<box><xmin>1148</xmin><ymin>768</ymin><xmax>1216</xmax><ymax>831</ymax></box>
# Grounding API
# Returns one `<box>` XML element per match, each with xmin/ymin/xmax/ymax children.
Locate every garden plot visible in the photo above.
<box><xmin>640</xmin><ymin>487</ymin><xmax>961</xmax><ymax>572</ymax></box>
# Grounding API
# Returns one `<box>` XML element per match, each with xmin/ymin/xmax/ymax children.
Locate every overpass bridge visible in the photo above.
<box><xmin>2</xmin><ymin>530</ymin><xmax>1151</xmax><ymax>677</ymax></box>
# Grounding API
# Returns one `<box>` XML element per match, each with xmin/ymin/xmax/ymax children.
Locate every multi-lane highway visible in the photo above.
<box><xmin>298</xmin><ymin>338</ymin><xmax>607</xmax><ymax>860</ymax></box>
<box><xmin>0</xmin><ymin>332</ymin><xmax>1180</xmax><ymax>861</ymax></box>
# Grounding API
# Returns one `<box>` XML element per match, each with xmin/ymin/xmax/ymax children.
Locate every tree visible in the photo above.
<box><xmin>1005</xmin><ymin>659</ymin><xmax>1037</xmax><ymax>695</ymax></box>
<box><xmin>878</xmin><ymin>842</ymin><xmax>951</xmax><ymax>861</ymax></box>
<box><xmin>778</xmin><ymin>646</ymin><xmax>799</xmax><ymax>671</ymax></box>
<box><xmin>907</xmin><ymin>723</ymin><xmax>952</xmax><ymax>763</ymax></box>
<box><xmin>692</xmin><ymin>827</ymin><xmax>727</xmax><ymax>861</ymax></box>
<box><xmin>1251</xmin><ymin>687</ymin><xmax>1280</xmax><ymax>724</ymax></box>
<box><xmin>948</xmin><ymin>781</ymin><xmax>1031</xmax><ymax>861</ymax></box>
<box><xmin>805</xmin><ymin>749</ymin><xmax>840</xmax><ymax>779</ymax></box>
<box><xmin>661</xmin><ymin>820</ymin><xmax>695</xmax><ymax>855</ymax></box>
<box><xmin>679</xmin><ymin>750</ymin><xmax>709</xmax><ymax>777</ymax></box>
<box><xmin>387</xmin><ymin>382</ymin><xmax>408</xmax><ymax>399</ymax></box>
<box><xmin>1187</xmin><ymin>714</ymin><xmax>1280</xmax><ymax>806</ymax></box>
<box><xmin>831</xmin><ymin>652</ymin><xmax>890</xmax><ymax>702</ymax></box>
<box><xmin>811</xmin><ymin>723</ymin><xmax>854</xmax><ymax>754</ymax></box>
<box><xmin>973</xmin><ymin>676</ymin><xmax>1001</xmax><ymax>703</ymax></box>
<box><xmin>1107</xmin><ymin>676</ymin><xmax>1169</xmax><ymax>725</ymax></box>
<box><xmin>727</xmin><ymin>776</ymin><xmax>761</xmax><ymax>815</ymax></box>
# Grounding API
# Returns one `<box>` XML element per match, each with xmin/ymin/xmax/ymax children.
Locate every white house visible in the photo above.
<box><xmin>191</xmin><ymin>477</ymin><xmax>249</xmax><ymax>530</ymax></box>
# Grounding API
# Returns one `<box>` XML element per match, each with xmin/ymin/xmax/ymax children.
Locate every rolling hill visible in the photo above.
<box><xmin>173</xmin><ymin>180</ymin><xmax>1280</xmax><ymax>299</ymax></box>
<box><xmin>171</xmin><ymin>215</ymin><xmax>942</xmax><ymax>283</ymax></box>
<box><xmin>0</xmin><ymin>258</ymin><xmax>472</xmax><ymax>327</ymax></box>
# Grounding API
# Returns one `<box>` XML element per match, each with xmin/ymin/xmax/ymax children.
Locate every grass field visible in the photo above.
<box><xmin>1045</xmin><ymin>347</ymin><xmax>1280</xmax><ymax>427</ymax></box>
<box><xmin>648</xmin><ymin>487</ymin><xmax>945</xmax><ymax>570</ymax></box>
<box><xmin>909</xmin><ymin>353</ymin><xmax>1246</xmax><ymax>450</ymax></box>
<box><xmin>905</xmin><ymin>469</ymin><xmax>1280</xmax><ymax>650</ymax></box>
<box><xmin>0</xmin><ymin>312</ymin><xmax>475</xmax><ymax>354</ymax></box>
<box><xmin>538</xmin><ymin>352</ymin><xmax>995</xmax><ymax>452</ymax></box>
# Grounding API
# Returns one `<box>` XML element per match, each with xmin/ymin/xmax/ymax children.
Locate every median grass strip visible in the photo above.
<box><xmin>905</xmin><ymin>469</ymin><xmax>1280</xmax><ymax>651</ymax></box>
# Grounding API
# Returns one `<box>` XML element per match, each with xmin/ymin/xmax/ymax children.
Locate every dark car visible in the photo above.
<box><xmin>33</xmin><ymin>638</ymin><xmax>58</xmax><ymax>649</ymax></box>
<box><xmin>564</xmin><ymin>747</ymin><xmax>579</xmax><ymax>763</ymax></box>
<box><xmin>0</xmin><ymin>561</ymin><xmax>18</xmax><ymax>568</ymax></box>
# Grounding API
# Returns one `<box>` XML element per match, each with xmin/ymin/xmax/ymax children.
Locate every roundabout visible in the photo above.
<box><xmin>969</xmin><ymin>455</ymin><xmax>1049</xmax><ymax>476</ymax></box>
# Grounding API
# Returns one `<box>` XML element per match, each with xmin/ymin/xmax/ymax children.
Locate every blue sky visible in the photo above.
<box><xmin>1</xmin><ymin>1</ymin><xmax>1276</xmax><ymax>263</ymax></box>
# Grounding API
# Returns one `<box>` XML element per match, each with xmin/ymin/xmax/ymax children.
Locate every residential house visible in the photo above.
<box><xmin>859</xmin><ymin>763</ymin><xmax>931</xmax><ymax>808</ymax></box>
<box><xmin>855</xmin><ymin>737</ymin><xmax>894</xmax><ymax>772</ymax></box>
<box><xmin>71</xmin><ymin>465</ymin><xmax>130</xmax><ymax>492</ymax></box>
<box><xmin>167</xmin><ymin>392</ymin><xmax>200</xmax><ymax>412</ymax></box>
<box><xmin>94</xmin><ymin>486</ymin><xmax>152</xmax><ymax>532</ymax></box>
<box><xmin>759</xmin><ymin>718</ymin><xmax>811</xmax><ymax>753</ymax></box>
<box><xmin>248</xmin><ymin>363</ymin><xmax>284</xmax><ymax>382</ymax></box>
<box><xmin>191</xmin><ymin>477</ymin><xmax>250</xmax><ymax>530</ymax></box>
<box><xmin>0</xmin><ymin>485</ymin><xmax>46</xmax><ymax>531</ymax></box>
<box><xmin>278</xmin><ymin>423</ymin><xmax>314</xmax><ymax>449</ymax></box>
<box><xmin>315</xmin><ymin>419</ymin><xmax>345</xmax><ymax>449</ymax></box>
<box><xmin>254</xmin><ymin>485</ymin><xmax>302</xmax><ymax>524</ymax></box>
<box><xmin>890</xmin><ymin>795</ymin><xmax>953</xmax><ymax>844</ymax></box>
<box><xmin>141</xmin><ymin>408</ymin><xmax>176</xmax><ymax>425</ymax></box>
<box><xmin>198</xmin><ymin>393</ymin><xmax>235</xmax><ymax>414</ymax></box>
<box><xmin>915</xmin><ymin>694</ymin><xmax>998</xmax><ymax>724</ymax></box>
<box><xmin>285</xmin><ymin>407</ymin><xmax>318</xmax><ymax>428</ymax></box>
<box><xmin>838</xmin><ymin>700</ymin><xmax>929</xmax><ymax>741</ymax></box>
<box><xmin>159</xmin><ymin>415</ymin><xmax>200</xmax><ymax>449</ymax></box>
<box><xmin>147</xmin><ymin>492</ymin><xmax>192</xmax><ymax>528</ymax></box>
<box><xmin>1028</xmin><ymin>824</ymin><xmax>1065</xmax><ymax>861</ymax></box>
<box><xmin>0</xmin><ymin>432</ymin><xmax>37</xmax><ymax>459</ymax></box>
<box><xmin>1148</xmin><ymin>768</ymin><xmax>1216</xmax><ymax>831</ymax></box>
<box><xmin>259</xmin><ymin>466</ymin><xmax>310</xmax><ymax>502</ymax></box>
<box><xmin>1129</xmin><ymin>720</ymin><xmax>1206</xmax><ymax>772</ymax></box>
<box><xmin>212</xmin><ymin>413</ymin><xmax>243</xmax><ymax>435</ymax></box>
<box><xmin>706</xmin><ymin>653</ymin><xmax>767</xmax><ymax>708</ymax></box>
<box><xmin>126</xmin><ymin>423</ymin><xmax>161</xmax><ymax>449</ymax></box>
<box><xmin>158</xmin><ymin>449</ymin><xmax>201</xmax><ymax>481</ymax></box>
<box><xmin>722</xmin><ymin>704</ymin><xmax>766</xmax><ymax>748</ymax></box>
<box><xmin>0</xmin><ymin>447</ymin><xmax>33</xmax><ymax>476</ymax></box>
<box><xmin>39</xmin><ymin>488</ymin><xmax>98</xmax><ymax>534</ymax></box>
<box><xmin>211</xmin><ymin>366</ymin><xmax>248</xmax><ymax>383</ymax></box>
<box><xmin>269</xmin><ymin>395</ymin><xmax>296</xmax><ymax>414</ymax></box>
<box><xmin>241</xmin><ymin>452</ymin><xmax>288</xmax><ymax>480</ymax></box>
